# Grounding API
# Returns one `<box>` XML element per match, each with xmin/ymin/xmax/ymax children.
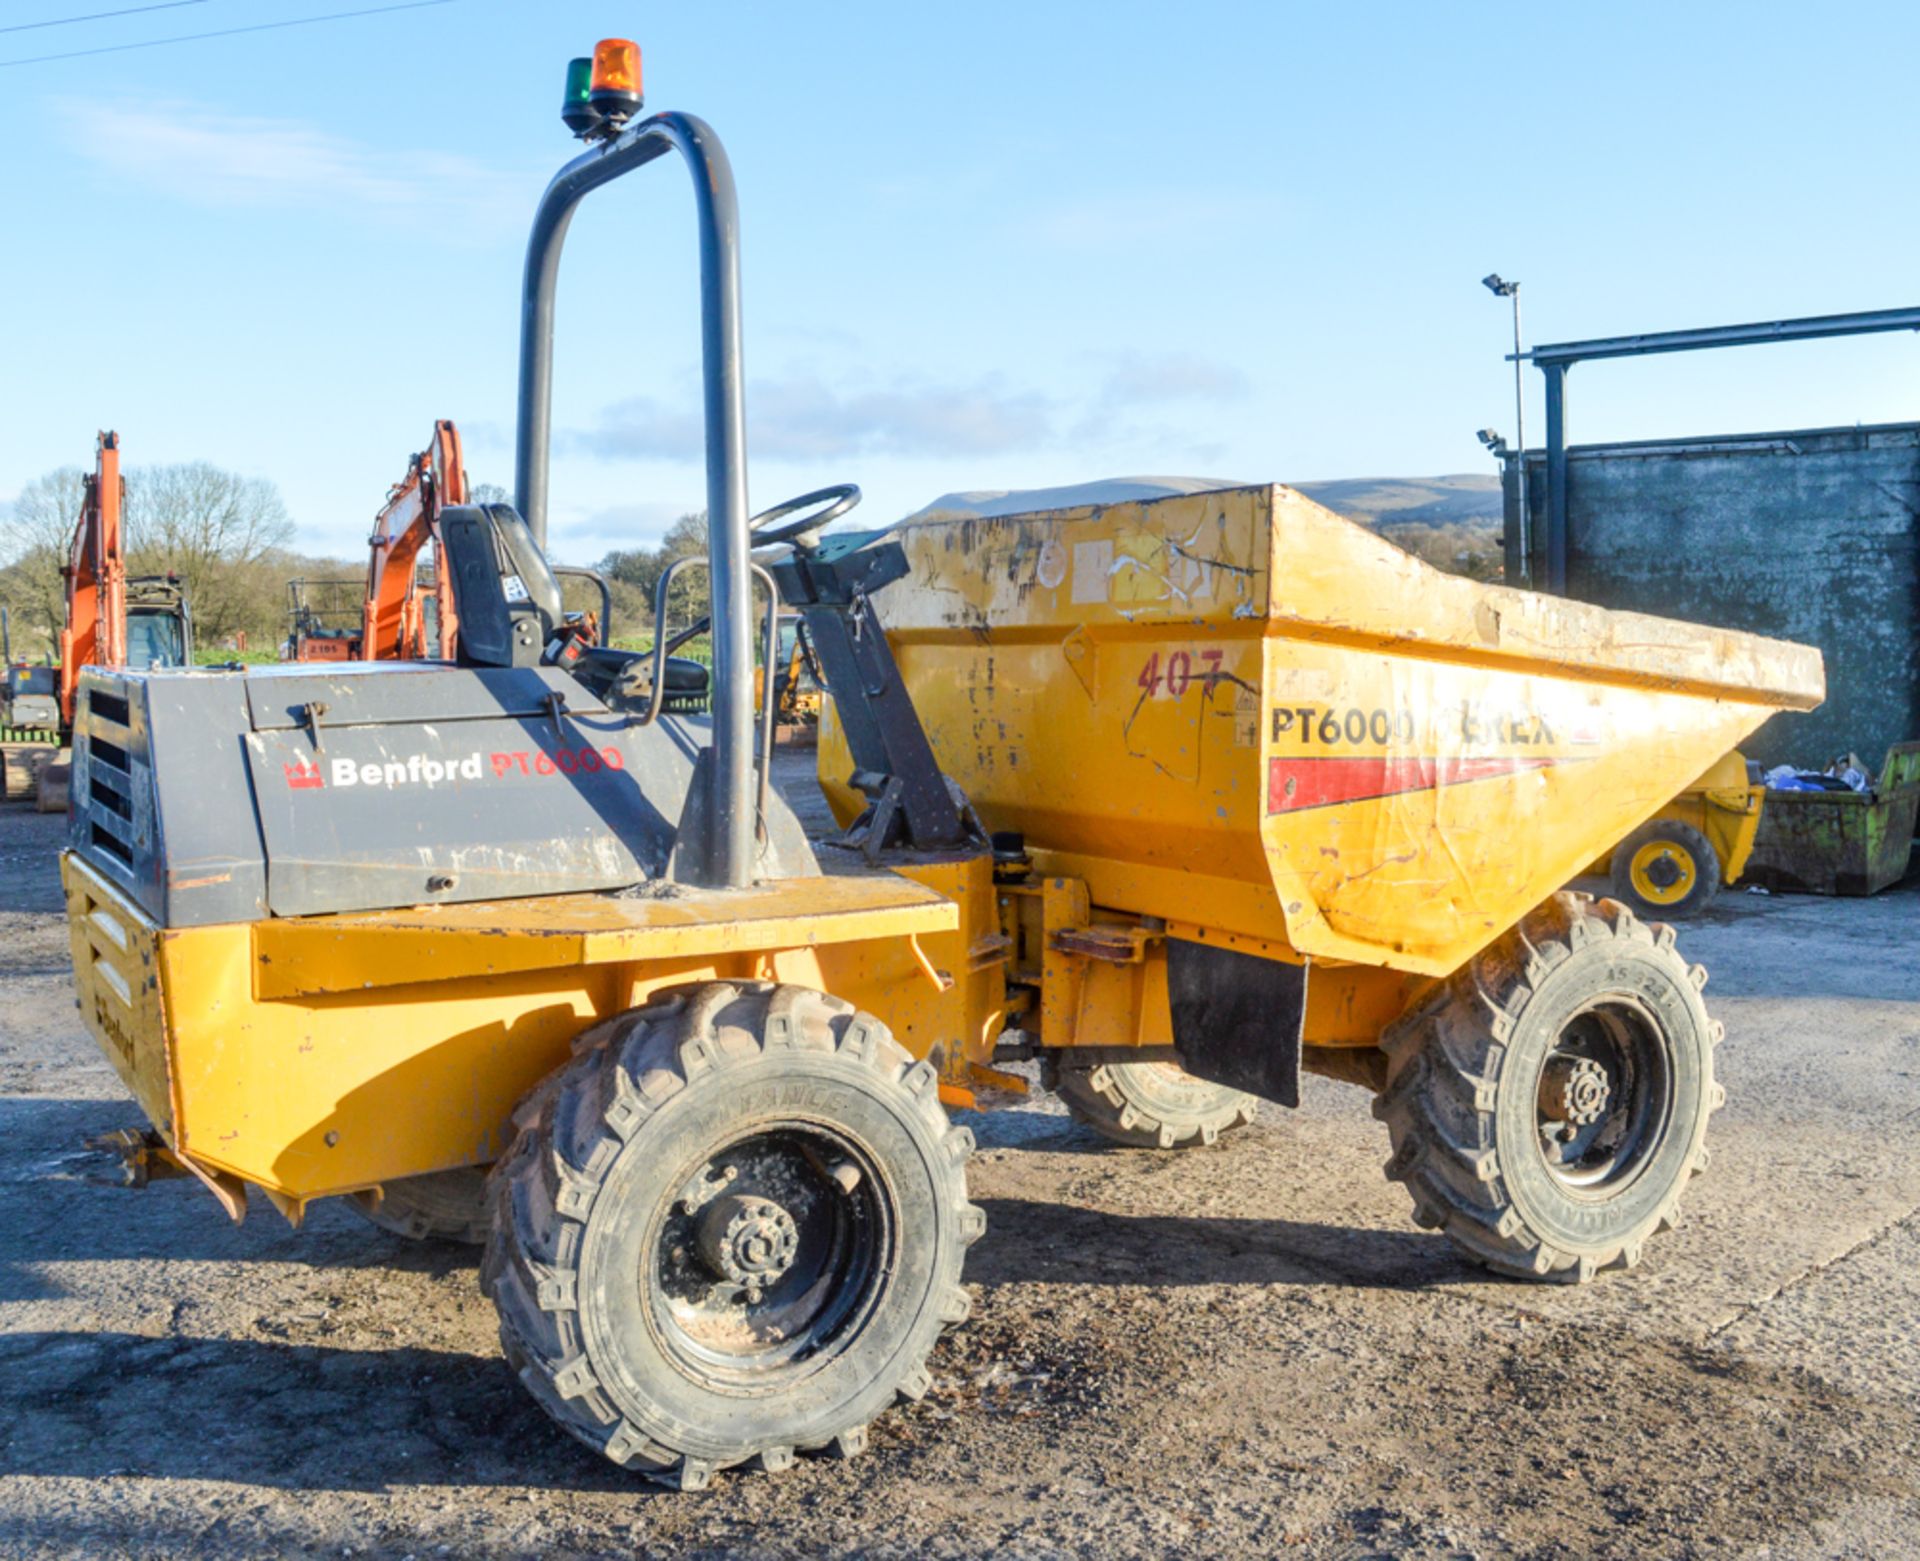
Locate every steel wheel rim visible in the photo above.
<box><xmin>648</xmin><ymin>1122</ymin><xmax>892</xmax><ymax>1389</ymax></box>
<box><xmin>1629</xmin><ymin>839</ymin><xmax>1696</xmax><ymax>906</ymax></box>
<box><xmin>1534</xmin><ymin>998</ymin><xmax>1674</xmax><ymax>1195</ymax></box>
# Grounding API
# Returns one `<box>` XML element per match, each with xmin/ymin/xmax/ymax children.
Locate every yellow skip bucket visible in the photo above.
<box><xmin>822</xmin><ymin>484</ymin><xmax>1823</xmax><ymax>975</ymax></box>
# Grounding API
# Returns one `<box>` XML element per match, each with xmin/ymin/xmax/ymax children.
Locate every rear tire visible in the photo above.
<box><xmin>350</xmin><ymin>1168</ymin><xmax>488</xmax><ymax>1245</ymax></box>
<box><xmin>1055</xmin><ymin>1059</ymin><xmax>1256</xmax><ymax>1149</ymax></box>
<box><xmin>482</xmin><ymin>981</ymin><xmax>983</xmax><ymax>1487</ymax></box>
<box><xmin>1610</xmin><ymin>819</ymin><xmax>1720</xmax><ymax>918</ymax></box>
<box><xmin>34</xmin><ymin>752</ymin><xmax>69</xmax><ymax>814</ymax></box>
<box><xmin>1373</xmin><ymin>893</ymin><xmax>1722</xmax><ymax>1283</ymax></box>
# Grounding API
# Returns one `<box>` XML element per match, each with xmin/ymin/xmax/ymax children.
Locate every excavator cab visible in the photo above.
<box><xmin>124</xmin><ymin>575</ymin><xmax>191</xmax><ymax>669</ymax></box>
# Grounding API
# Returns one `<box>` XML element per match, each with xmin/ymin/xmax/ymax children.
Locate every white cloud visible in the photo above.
<box><xmin>57</xmin><ymin>99</ymin><xmax>528</xmax><ymax>232</ymax></box>
<box><xmin>1096</xmin><ymin>350</ymin><xmax>1250</xmax><ymax>408</ymax></box>
<box><xmin>568</xmin><ymin>352</ymin><xmax>1250</xmax><ymax>469</ymax></box>
<box><xmin>549</xmin><ymin>500</ymin><xmax>689</xmax><ymax>562</ymax></box>
<box><xmin>576</xmin><ymin>374</ymin><xmax>1057</xmax><ymax>463</ymax></box>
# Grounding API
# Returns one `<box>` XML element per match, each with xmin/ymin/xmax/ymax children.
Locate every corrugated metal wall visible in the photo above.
<box><xmin>1509</xmin><ymin>423</ymin><xmax>1920</xmax><ymax>769</ymax></box>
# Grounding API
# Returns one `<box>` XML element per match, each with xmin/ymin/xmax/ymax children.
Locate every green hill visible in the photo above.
<box><xmin>1290</xmin><ymin>473</ymin><xmax>1501</xmax><ymax>530</ymax></box>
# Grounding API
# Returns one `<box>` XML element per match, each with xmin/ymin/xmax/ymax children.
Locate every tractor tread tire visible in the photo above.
<box><xmin>349</xmin><ymin>1168</ymin><xmax>489</xmax><ymax>1245</ymax></box>
<box><xmin>1610</xmin><ymin>819</ymin><xmax>1721</xmax><ymax>919</ymax></box>
<box><xmin>1056</xmin><ymin>1060</ymin><xmax>1257</xmax><ymax>1149</ymax></box>
<box><xmin>482</xmin><ymin>981</ymin><xmax>982</xmax><ymax>1488</ymax></box>
<box><xmin>1373</xmin><ymin>892</ymin><xmax>1722</xmax><ymax>1283</ymax></box>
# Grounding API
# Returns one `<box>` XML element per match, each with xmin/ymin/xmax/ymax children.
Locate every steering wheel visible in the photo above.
<box><xmin>749</xmin><ymin>483</ymin><xmax>862</xmax><ymax>548</ymax></box>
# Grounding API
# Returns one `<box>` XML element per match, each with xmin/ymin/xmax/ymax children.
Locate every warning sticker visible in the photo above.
<box><xmin>1234</xmin><ymin>685</ymin><xmax>1259</xmax><ymax>747</ymax></box>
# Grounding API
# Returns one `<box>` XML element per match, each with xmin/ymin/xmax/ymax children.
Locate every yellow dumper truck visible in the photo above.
<box><xmin>1600</xmin><ymin>749</ymin><xmax>1765</xmax><ymax>917</ymax></box>
<box><xmin>58</xmin><ymin>44</ymin><xmax>1823</xmax><ymax>1487</ymax></box>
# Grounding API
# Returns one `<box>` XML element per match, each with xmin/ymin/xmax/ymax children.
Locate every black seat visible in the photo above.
<box><xmin>572</xmin><ymin>644</ymin><xmax>711</xmax><ymax>712</ymax></box>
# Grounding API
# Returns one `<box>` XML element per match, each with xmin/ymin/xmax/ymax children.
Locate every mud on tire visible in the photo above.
<box><xmin>482</xmin><ymin>981</ymin><xmax>984</xmax><ymax>1488</ymax></box>
<box><xmin>1054</xmin><ymin>1059</ymin><xmax>1257</xmax><ymax>1149</ymax></box>
<box><xmin>350</xmin><ymin>1168</ymin><xmax>489</xmax><ymax>1245</ymax></box>
<box><xmin>1373</xmin><ymin>892</ymin><xmax>1724</xmax><ymax>1283</ymax></box>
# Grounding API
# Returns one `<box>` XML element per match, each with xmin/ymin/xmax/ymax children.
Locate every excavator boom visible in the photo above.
<box><xmin>58</xmin><ymin>432</ymin><xmax>127</xmax><ymax>731</ymax></box>
<box><xmin>362</xmin><ymin>419</ymin><xmax>466</xmax><ymax>660</ymax></box>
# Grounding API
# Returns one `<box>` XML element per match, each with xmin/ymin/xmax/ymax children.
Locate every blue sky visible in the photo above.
<box><xmin>3</xmin><ymin>1</ymin><xmax>1917</xmax><ymax>566</ymax></box>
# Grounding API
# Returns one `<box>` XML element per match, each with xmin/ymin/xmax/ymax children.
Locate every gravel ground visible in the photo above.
<box><xmin>2</xmin><ymin>746</ymin><xmax>1918</xmax><ymax>1559</ymax></box>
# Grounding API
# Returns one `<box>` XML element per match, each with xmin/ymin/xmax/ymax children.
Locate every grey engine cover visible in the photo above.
<box><xmin>70</xmin><ymin>662</ymin><xmax>705</xmax><ymax>927</ymax></box>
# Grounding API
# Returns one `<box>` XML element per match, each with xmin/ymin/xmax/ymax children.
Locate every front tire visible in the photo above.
<box><xmin>1373</xmin><ymin>893</ymin><xmax>1723</xmax><ymax>1283</ymax></box>
<box><xmin>482</xmin><ymin>982</ymin><xmax>983</xmax><ymax>1488</ymax></box>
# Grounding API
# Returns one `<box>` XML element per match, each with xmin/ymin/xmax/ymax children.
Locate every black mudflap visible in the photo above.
<box><xmin>1166</xmin><ymin>939</ymin><xmax>1306</xmax><ymax>1108</ymax></box>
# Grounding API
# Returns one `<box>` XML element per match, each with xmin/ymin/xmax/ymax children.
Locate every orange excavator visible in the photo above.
<box><xmin>357</xmin><ymin>418</ymin><xmax>611</xmax><ymax>662</ymax></box>
<box><xmin>38</xmin><ymin>431</ymin><xmax>191</xmax><ymax>809</ymax></box>
<box><xmin>58</xmin><ymin>431</ymin><xmax>128</xmax><ymax>734</ymax></box>
<box><xmin>59</xmin><ymin>431</ymin><xmax>192</xmax><ymax>734</ymax></box>
<box><xmin>362</xmin><ymin>418</ymin><xmax>466</xmax><ymax>661</ymax></box>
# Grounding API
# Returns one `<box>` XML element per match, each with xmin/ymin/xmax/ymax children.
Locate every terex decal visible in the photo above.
<box><xmin>1263</xmin><ymin>696</ymin><xmax>1595</xmax><ymax>814</ymax></box>
<box><xmin>1267</xmin><ymin>754</ymin><xmax>1561</xmax><ymax>814</ymax></box>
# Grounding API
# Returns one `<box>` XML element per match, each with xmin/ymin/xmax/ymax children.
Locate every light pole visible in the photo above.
<box><xmin>1482</xmin><ymin>273</ymin><xmax>1529</xmax><ymax>586</ymax></box>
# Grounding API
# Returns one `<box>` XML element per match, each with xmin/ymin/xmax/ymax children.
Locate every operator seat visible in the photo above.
<box><xmin>441</xmin><ymin>503</ymin><xmax>563</xmax><ymax>668</ymax></box>
<box><xmin>438</xmin><ymin>502</ymin><xmax>711</xmax><ymax>711</ymax></box>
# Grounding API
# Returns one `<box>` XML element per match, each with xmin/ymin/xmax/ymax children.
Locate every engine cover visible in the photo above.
<box><xmin>69</xmin><ymin>661</ymin><xmax>703</xmax><ymax>927</ymax></box>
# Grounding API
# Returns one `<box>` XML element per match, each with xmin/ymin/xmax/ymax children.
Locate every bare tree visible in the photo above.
<box><xmin>125</xmin><ymin>463</ymin><xmax>295</xmax><ymax>645</ymax></box>
<box><xmin>0</xmin><ymin>466</ymin><xmax>86</xmax><ymax>659</ymax></box>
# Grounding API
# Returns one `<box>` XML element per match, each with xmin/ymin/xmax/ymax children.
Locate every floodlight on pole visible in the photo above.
<box><xmin>1482</xmin><ymin>272</ymin><xmax>1529</xmax><ymax>584</ymax></box>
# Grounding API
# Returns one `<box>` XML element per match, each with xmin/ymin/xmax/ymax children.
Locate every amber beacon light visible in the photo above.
<box><xmin>589</xmin><ymin>38</ymin><xmax>643</xmax><ymax>121</ymax></box>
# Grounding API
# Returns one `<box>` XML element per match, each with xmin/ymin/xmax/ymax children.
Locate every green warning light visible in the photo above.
<box><xmin>561</xmin><ymin>57</ymin><xmax>599</xmax><ymax>138</ymax></box>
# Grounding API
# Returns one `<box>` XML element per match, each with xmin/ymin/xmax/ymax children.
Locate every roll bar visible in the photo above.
<box><xmin>514</xmin><ymin>112</ymin><xmax>753</xmax><ymax>888</ymax></box>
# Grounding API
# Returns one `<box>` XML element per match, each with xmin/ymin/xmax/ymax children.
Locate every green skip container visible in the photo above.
<box><xmin>1744</xmin><ymin>742</ymin><xmax>1920</xmax><ymax>895</ymax></box>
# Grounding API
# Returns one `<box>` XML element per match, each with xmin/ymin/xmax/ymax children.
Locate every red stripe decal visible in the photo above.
<box><xmin>1268</xmin><ymin>754</ymin><xmax>1562</xmax><ymax>814</ymax></box>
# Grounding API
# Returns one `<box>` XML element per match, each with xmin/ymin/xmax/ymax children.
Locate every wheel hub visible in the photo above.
<box><xmin>695</xmin><ymin>1193</ymin><xmax>800</xmax><ymax>1289</ymax></box>
<box><xmin>1540</xmin><ymin>1054</ymin><xmax>1611</xmax><ymax>1127</ymax></box>
<box><xmin>1642</xmin><ymin>853</ymin><xmax>1684</xmax><ymax>890</ymax></box>
<box><xmin>1629</xmin><ymin>840</ymin><xmax>1696</xmax><ymax>905</ymax></box>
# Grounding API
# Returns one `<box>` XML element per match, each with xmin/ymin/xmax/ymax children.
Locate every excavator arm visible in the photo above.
<box><xmin>59</xmin><ymin>431</ymin><xmax>127</xmax><ymax>732</ymax></box>
<box><xmin>362</xmin><ymin>420</ymin><xmax>466</xmax><ymax>661</ymax></box>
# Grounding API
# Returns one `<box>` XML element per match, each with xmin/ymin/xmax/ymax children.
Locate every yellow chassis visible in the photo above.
<box><xmin>64</xmin><ymin>846</ymin><xmax>1418</xmax><ymax>1221</ymax></box>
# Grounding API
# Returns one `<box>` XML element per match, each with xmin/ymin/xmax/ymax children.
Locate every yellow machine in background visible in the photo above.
<box><xmin>753</xmin><ymin>613</ymin><xmax>823</xmax><ymax>736</ymax></box>
<box><xmin>1597</xmin><ymin>749</ymin><xmax>1764</xmax><ymax>917</ymax></box>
